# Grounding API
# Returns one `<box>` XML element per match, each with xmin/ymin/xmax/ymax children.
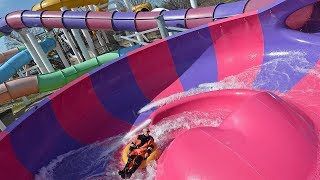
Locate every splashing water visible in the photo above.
<box><xmin>139</xmin><ymin>51</ymin><xmax>320</xmax><ymax>115</ymax></box>
<box><xmin>35</xmin><ymin>52</ymin><xmax>320</xmax><ymax>179</ymax></box>
<box><xmin>35</xmin><ymin>135</ymin><xmax>124</xmax><ymax>180</ymax></box>
<box><xmin>138</xmin><ymin>65</ymin><xmax>258</xmax><ymax>114</ymax></box>
<box><xmin>35</xmin><ymin>110</ymin><xmax>225</xmax><ymax>180</ymax></box>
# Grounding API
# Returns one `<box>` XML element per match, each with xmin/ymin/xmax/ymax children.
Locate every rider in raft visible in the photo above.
<box><xmin>118</xmin><ymin>127</ymin><xmax>155</xmax><ymax>179</ymax></box>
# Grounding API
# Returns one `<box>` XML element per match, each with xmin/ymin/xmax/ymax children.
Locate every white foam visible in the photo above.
<box><xmin>138</xmin><ymin>66</ymin><xmax>258</xmax><ymax>115</ymax></box>
<box><xmin>138</xmin><ymin>50</ymin><xmax>318</xmax><ymax>115</ymax></box>
<box><xmin>35</xmin><ymin>50</ymin><xmax>320</xmax><ymax>179</ymax></box>
<box><xmin>35</xmin><ymin>110</ymin><xmax>226</xmax><ymax>180</ymax></box>
<box><xmin>35</xmin><ymin>135</ymin><xmax>124</xmax><ymax>180</ymax></box>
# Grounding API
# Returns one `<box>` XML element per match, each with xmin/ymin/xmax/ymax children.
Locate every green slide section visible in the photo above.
<box><xmin>17</xmin><ymin>45</ymin><xmax>27</xmax><ymax>51</ymax></box>
<box><xmin>38</xmin><ymin>52</ymin><xmax>120</xmax><ymax>92</ymax></box>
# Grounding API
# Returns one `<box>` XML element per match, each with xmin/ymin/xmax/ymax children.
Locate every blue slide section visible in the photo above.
<box><xmin>0</xmin><ymin>38</ymin><xmax>56</xmax><ymax>83</ymax></box>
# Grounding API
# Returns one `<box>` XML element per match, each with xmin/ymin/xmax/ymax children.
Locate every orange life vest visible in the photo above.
<box><xmin>129</xmin><ymin>134</ymin><xmax>155</xmax><ymax>156</ymax></box>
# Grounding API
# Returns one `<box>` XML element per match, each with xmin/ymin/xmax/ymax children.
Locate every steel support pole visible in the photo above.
<box><xmin>46</xmin><ymin>29</ymin><xmax>70</xmax><ymax>68</ymax></box>
<box><xmin>190</xmin><ymin>0</ymin><xmax>198</xmax><ymax>8</ymax></box>
<box><xmin>17</xmin><ymin>30</ymin><xmax>48</xmax><ymax>74</ymax></box>
<box><xmin>155</xmin><ymin>15</ymin><xmax>169</xmax><ymax>38</ymax></box>
<box><xmin>26</xmin><ymin>33</ymin><xmax>55</xmax><ymax>73</ymax></box>
<box><xmin>123</xmin><ymin>0</ymin><xmax>132</xmax><ymax>11</ymax></box>
<box><xmin>63</xmin><ymin>7</ymin><xmax>90</xmax><ymax>61</ymax></box>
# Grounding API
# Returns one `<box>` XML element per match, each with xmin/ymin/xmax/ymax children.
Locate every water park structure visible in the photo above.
<box><xmin>1</xmin><ymin>0</ymin><xmax>320</xmax><ymax>179</ymax></box>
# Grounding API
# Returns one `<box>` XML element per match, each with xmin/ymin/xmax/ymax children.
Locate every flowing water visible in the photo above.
<box><xmin>35</xmin><ymin>54</ymin><xmax>320</xmax><ymax>179</ymax></box>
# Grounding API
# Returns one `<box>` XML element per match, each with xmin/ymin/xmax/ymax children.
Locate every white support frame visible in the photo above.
<box><xmin>117</xmin><ymin>26</ymin><xmax>187</xmax><ymax>45</ymax></box>
<box><xmin>17</xmin><ymin>65</ymin><xmax>40</xmax><ymax>77</ymax></box>
<box><xmin>190</xmin><ymin>0</ymin><xmax>198</xmax><ymax>8</ymax></box>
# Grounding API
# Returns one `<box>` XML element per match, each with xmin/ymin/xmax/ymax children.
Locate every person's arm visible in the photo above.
<box><xmin>144</xmin><ymin>138</ymin><xmax>155</xmax><ymax>159</ymax></box>
<box><xmin>128</xmin><ymin>136</ymin><xmax>138</xmax><ymax>155</ymax></box>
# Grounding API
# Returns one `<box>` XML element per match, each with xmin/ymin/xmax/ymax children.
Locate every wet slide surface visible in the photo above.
<box><xmin>0</xmin><ymin>0</ymin><xmax>143</xmax><ymax>102</ymax></box>
<box><xmin>0</xmin><ymin>45</ymin><xmax>141</xmax><ymax>104</ymax></box>
<box><xmin>0</xmin><ymin>0</ymin><xmax>243</xmax><ymax>103</ymax></box>
<box><xmin>0</xmin><ymin>1</ymin><xmax>248</xmax><ymax>103</ymax></box>
<box><xmin>1</xmin><ymin>0</ymin><xmax>320</xmax><ymax>179</ymax></box>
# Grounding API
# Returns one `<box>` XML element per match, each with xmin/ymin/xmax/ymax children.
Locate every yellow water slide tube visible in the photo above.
<box><xmin>132</xmin><ymin>2</ymin><xmax>152</xmax><ymax>12</ymax></box>
<box><xmin>32</xmin><ymin>0</ymin><xmax>109</xmax><ymax>11</ymax></box>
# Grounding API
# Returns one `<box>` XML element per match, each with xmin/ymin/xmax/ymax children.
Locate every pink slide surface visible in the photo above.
<box><xmin>1</xmin><ymin>0</ymin><xmax>320</xmax><ymax>179</ymax></box>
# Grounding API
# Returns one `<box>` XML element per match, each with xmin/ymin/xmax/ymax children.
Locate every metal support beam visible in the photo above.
<box><xmin>98</xmin><ymin>0</ymin><xmax>123</xmax><ymax>11</ymax></box>
<box><xmin>18</xmin><ymin>65</ymin><xmax>39</xmax><ymax>77</ymax></box>
<box><xmin>141</xmin><ymin>34</ymin><xmax>150</xmax><ymax>42</ymax></box>
<box><xmin>88</xmin><ymin>5</ymin><xmax>95</xmax><ymax>11</ymax></box>
<box><xmin>16</xmin><ymin>66</ymin><xmax>31</xmax><ymax>106</ymax></box>
<box><xmin>155</xmin><ymin>15</ymin><xmax>169</xmax><ymax>38</ymax></box>
<box><xmin>0</xmin><ymin>119</ymin><xmax>6</xmax><ymax>132</ymax></box>
<box><xmin>81</xmin><ymin>29</ymin><xmax>98</xmax><ymax>57</ymax></box>
<box><xmin>101</xmin><ymin>31</ymin><xmax>110</xmax><ymax>51</ymax></box>
<box><xmin>22</xmin><ymin>96</ymin><xmax>31</xmax><ymax>106</ymax></box>
<box><xmin>167</xmin><ymin>26</ymin><xmax>187</xmax><ymax>32</ymax></box>
<box><xmin>135</xmin><ymin>32</ymin><xmax>144</xmax><ymax>44</ymax></box>
<box><xmin>125</xmin><ymin>32</ymin><xmax>135</xmax><ymax>46</ymax></box>
<box><xmin>101</xmin><ymin>31</ymin><xmax>110</xmax><ymax>44</ymax></box>
<box><xmin>47</xmin><ymin>29</ymin><xmax>70</xmax><ymax>68</ymax></box>
<box><xmin>72</xmin><ymin>7</ymin><xmax>97</xmax><ymax>57</ymax></box>
<box><xmin>54</xmin><ymin>39</ymin><xmax>71</xmax><ymax>67</ymax></box>
<box><xmin>25</xmin><ymin>64</ymin><xmax>30</xmax><ymax>76</ymax></box>
<box><xmin>190</xmin><ymin>0</ymin><xmax>198</xmax><ymax>8</ymax></box>
<box><xmin>61</xmin><ymin>30</ymin><xmax>83</xmax><ymax>63</ymax></box>
<box><xmin>96</xmin><ymin>31</ymin><xmax>107</xmax><ymax>50</ymax></box>
<box><xmin>58</xmin><ymin>21</ymin><xmax>83</xmax><ymax>64</ymax></box>
<box><xmin>119</xmin><ymin>36</ymin><xmax>148</xmax><ymax>45</ymax></box>
<box><xmin>26</xmin><ymin>33</ymin><xmax>55</xmax><ymax>73</ymax></box>
<box><xmin>123</xmin><ymin>0</ymin><xmax>132</xmax><ymax>11</ymax></box>
<box><xmin>17</xmin><ymin>30</ymin><xmax>48</xmax><ymax>74</ymax></box>
<box><xmin>125</xmin><ymin>27</ymin><xmax>158</xmax><ymax>37</ymax></box>
<box><xmin>86</xmin><ymin>5</ymin><xmax>110</xmax><ymax>51</ymax></box>
<box><xmin>70</xmin><ymin>16</ymin><xmax>91</xmax><ymax>60</ymax></box>
<box><xmin>64</xmin><ymin>7</ymin><xmax>90</xmax><ymax>61</ymax></box>
<box><xmin>88</xmin><ymin>4</ymin><xmax>96</xmax><ymax>11</ymax></box>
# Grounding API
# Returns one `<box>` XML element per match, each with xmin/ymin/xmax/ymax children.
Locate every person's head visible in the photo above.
<box><xmin>142</xmin><ymin>128</ymin><xmax>150</xmax><ymax>136</ymax></box>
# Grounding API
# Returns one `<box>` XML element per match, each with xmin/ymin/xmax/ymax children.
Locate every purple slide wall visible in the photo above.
<box><xmin>1</xmin><ymin>0</ymin><xmax>320</xmax><ymax>179</ymax></box>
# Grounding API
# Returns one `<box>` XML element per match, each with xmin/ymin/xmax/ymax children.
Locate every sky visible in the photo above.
<box><xmin>0</xmin><ymin>0</ymin><xmax>40</xmax><ymax>52</ymax></box>
<box><xmin>0</xmin><ymin>0</ymin><xmax>40</xmax><ymax>17</ymax></box>
<box><xmin>0</xmin><ymin>37</ymin><xmax>6</xmax><ymax>52</ymax></box>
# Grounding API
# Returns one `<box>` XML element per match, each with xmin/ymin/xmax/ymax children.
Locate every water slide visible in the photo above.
<box><xmin>0</xmin><ymin>46</ymin><xmax>26</xmax><ymax>64</ymax></box>
<box><xmin>32</xmin><ymin>0</ymin><xmax>108</xmax><ymax>11</ymax></box>
<box><xmin>0</xmin><ymin>0</ymin><xmax>136</xmax><ymax>102</ymax></box>
<box><xmin>0</xmin><ymin>38</ymin><xmax>55</xmax><ymax>84</ymax></box>
<box><xmin>0</xmin><ymin>2</ymin><xmax>233</xmax><ymax>103</ymax></box>
<box><xmin>1</xmin><ymin>0</ymin><xmax>320</xmax><ymax>179</ymax></box>
<box><xmin>0</xmin><ymin>3</ymin><xmax>222</xmax><ymax>35</ymax></box>
<box><xmin>0</xmin><ymin>45</ymin><xmax>141</xmax><ymax>103</ymax></box>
